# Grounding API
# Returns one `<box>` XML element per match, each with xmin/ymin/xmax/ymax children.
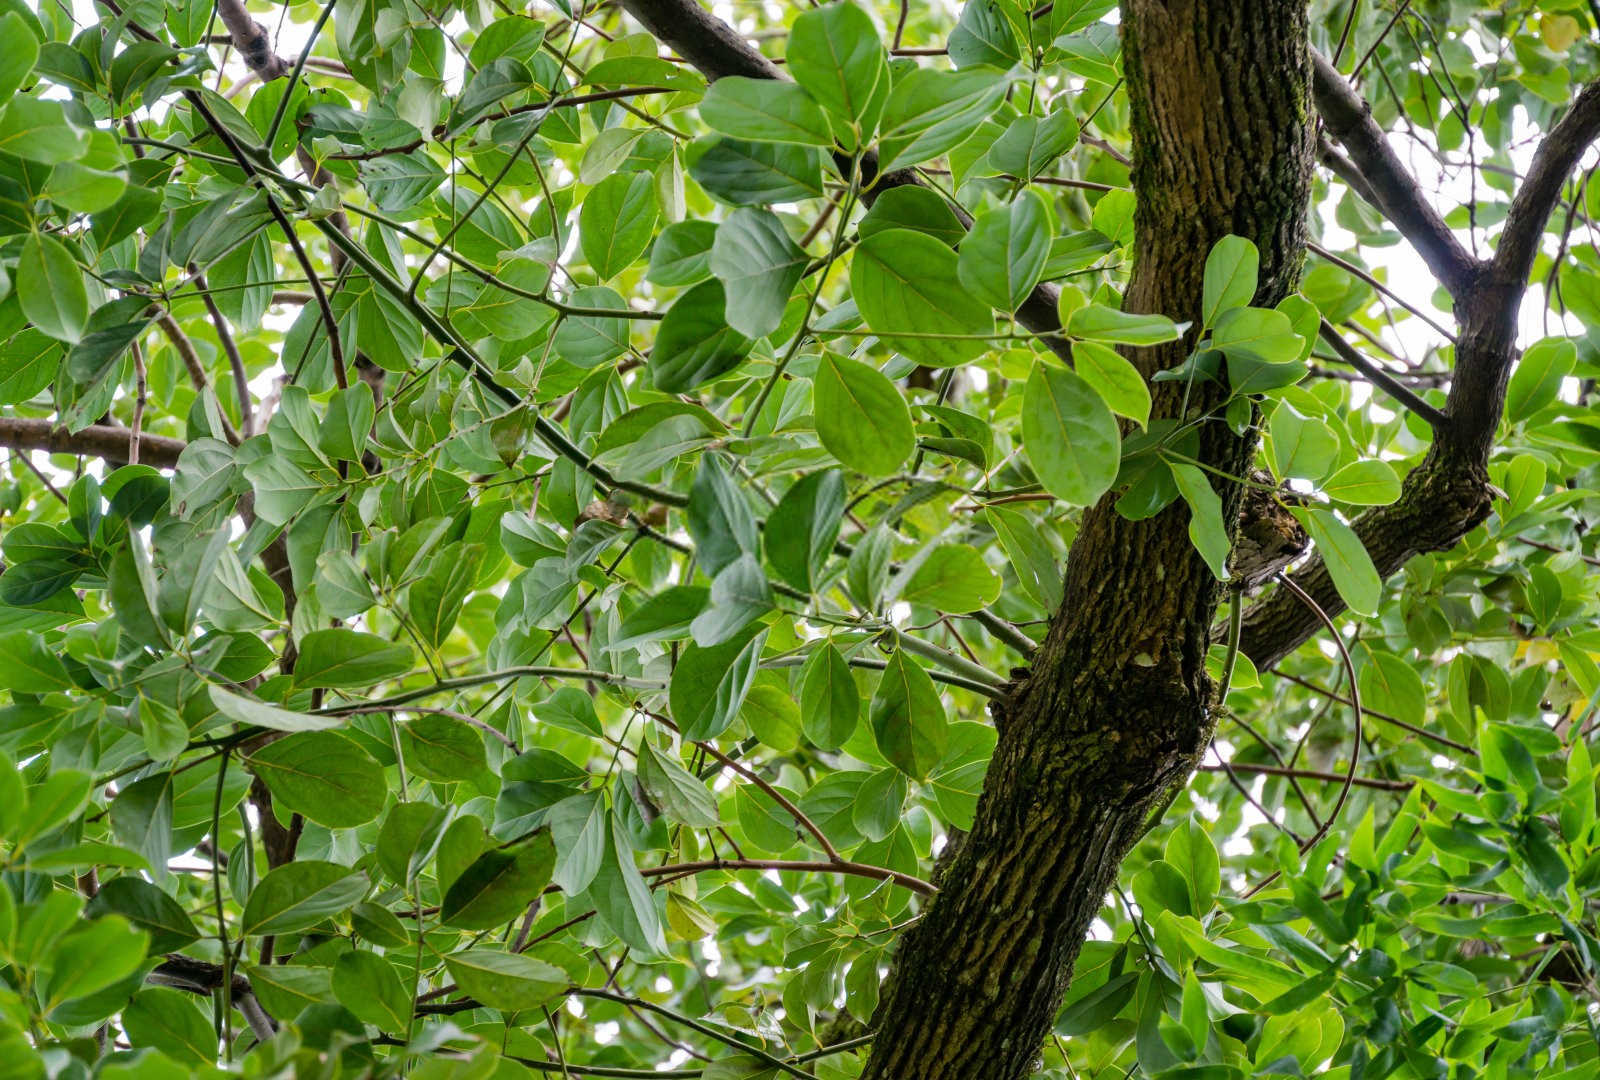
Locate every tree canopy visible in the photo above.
<box><xmin>2</xmin><ymin>0</ymin><xmax>1600</xmax><ymax>1077</ymax></box>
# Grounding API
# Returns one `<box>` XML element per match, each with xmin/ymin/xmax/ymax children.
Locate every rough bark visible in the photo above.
<box><xmin>857</xmin><ymin>4</ymin><xmax>1314</xmax><ymax>1078</ymax></box>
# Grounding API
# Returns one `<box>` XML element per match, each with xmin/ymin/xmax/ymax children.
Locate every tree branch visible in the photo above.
<box><xmin>615</xmin><ymin>0</ymin><xmax>782</xmax><ymax>80</ymax></box>
<box><xmin>0</xmin><ymin>417</ymin><xmax>186</xmax><ymax>468</ymax></box>
<box><xmin>1492</xmin><ymin>79</ymin><xmax>1600</xmax><ymax>293</ymax></box>
<box><xmin>1242</xmin><ymin>77</ymin><xmax>1600</xmax><ymax>673</ymax></box>
<box><xmin>1196</xmin><ymin>761</ymin><xmax>1411</xmax><ymax>792</ymax></box>
<box><xmin>1311</xmin><ymin>49</ymin><xmax>1478</xmax><ymax>296</ymax></box>
<box><xmin>194</xmin><ymin>272</ymin><xmax>255</xmax><ymax>437</ymax></box>
<box><xmin>215</xmin><ymin>0</ymin><xmax>289</xmax><ymax>81</ymax></box>
<box><xmin>1317</xmin><ymin>319</ymin><xmax>1448</xmax><ymax>428</ymax></box>
<box><xmin>1317</xmin><ymin>134</ymin><xmax>1381</xmax><ymax>206</ymax></box>
<box><xmin>147</xmin><ymin>956</ymin><xmax>276</xmax><ymax>1043</ymax></box>
<box><xmin>154</xmin><ymin>310</ymin><xmax>241</xmax><ymax>445</ymax></box>
<box><xmin>1237</xmin><ymin>451</ymin><xmax>1492</xmax><ymax>670</ymax></box>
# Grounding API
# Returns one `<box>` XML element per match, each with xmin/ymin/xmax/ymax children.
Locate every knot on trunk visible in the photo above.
<box><xmin>1230</xmin><ymin>470</ymin><xmax>1309</xmax><ymax>590</ymax></box>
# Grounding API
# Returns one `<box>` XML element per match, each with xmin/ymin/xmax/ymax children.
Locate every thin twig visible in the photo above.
<box><xmin>1317</xmin><ymin>319</ymin><xmax>1449</xmax><ymax>429</ymax></box>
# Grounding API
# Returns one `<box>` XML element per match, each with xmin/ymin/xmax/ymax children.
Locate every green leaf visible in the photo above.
<box><xmin>18</xmin><ymin>232</ymin><xmax>88</xmax><ymax>344</ymax></box>
<box><xmin>744</xmin><ymin>680</ymin><xmax>802</xmax><ymax>752</ymax></box>
<box><xmin>687</xmin><ymin>455</ymin><xmax>759</xmax><ymax>577</ymax></box>
<box><xmin>1212</xmin><ymin>306</ymin><xmax>1303</xmax><ymax>363</ymax></box>
<box><xmin>451</xmin><ymin>56</ymin><xmax>533</xmax><ymax>130</ymax></box>
<box><xmin>351</xmin><ymin>902</ymin><xmax>409</xmax><ymax>951</ymax></box>
<box><xmin>1258</xmin><ymin>964</ymin><xmax>1339</xmax><ymax>1015</ymax></box>
<box><xmin>241</xmin><ymin>962</ymin><xmax>334</xmax><ymax>1019</ymax></box>
<box><xmin>44</xmin><ymin>916</ymin><xmax>148</xmax><ymax>1009</ymax></box>
<box><xmin>0</xmin><ymin>14</ymin><xmax>39</xmax><ymax>103</ymax></box>
<box><xmin>652</xmin><ymin>279</ymin><xmax>754</xmax><ymax>392</ymax></box>
<box><xmin>1506</xmin><ymin>337</ymin><xmax>1576</xmax><ymax>423</ymax></box>
<box><xmin>0</xmin><ymin>329</ymin><xmax>64</xmax><ymax>406</ymax></box>
<box><xmin>1166</xmin><ymin>815</ymin><xmax>1222</xmax><ymax>915</ymax></box>
<box><xmin>949</xmin><ymin>0</ymin><xmax>1020</xmax><ymax>69</ymax></box>
<box><xmin>1055</xmin><ymin>972</ymin><xmax>1139</xmax><ymax>1036</ymax></box>
<box><xmin>108</xmin><ymin>772</ymin><xmax>172</xmax><ymax>875</ymax></box>
<box><xmin>691</xmin><ymin>554</ymin><xmax>773</xmax><ymax>646</ymax></box>
<box><xmin>122</xmin><ymin>988</ymin><xmax>213</xmax><ymax>1066</ymax></box>
<box><xmin>445</xmin><ymin>949</ymin><xmax>569</xmax><ymax>1012</ymax></box>
<box><xmin>671</xmin><ymin>625</ymin><xmax>766</xmax><ymax>741</ymax></box>
<box><xmin>580</xmin><ymin>171</ymin><xmax>659</xmax><ymax>280</ymax></box>
<box><xmin>412</xmin><ymin>549</ymin><xmax>483</xmax><ymax>651</ymax></box>
<box><xmin>956</xmin><ymin>189</ymin><xmax>1052</xmax><ymax>312</ymax></box>
<box><xmin>107</xmin><ymin>534</ymin><xmax>168</xmax><ymax>650</ymax></box>
<box><xmin>638</xmin><ymin>739</ymin><xmax>720</xmax><ymax>828</ymax></box>
<box><xmin>333</xmin><ymin>949</ymin><xmax>411</xmax><ymax>1032</ymax></box>
<box><xmin>1268</xmin><ymin>401</ymin><xmax>1338</xmax><ymax>482</ymax></box>
<box><xmin>859</xmin><ymin>185</ymin><xmax>967</xmax><ymax>247</ymax></box>
<box><xmin>16</xmin><ymin>770</ymin><xmax>92</xmax><ymax>852</ymax></box>
<box><xmin>293</xmin><ymin>628</ymin><xmax>413</xmax><ymax>689</ymax></box>
<box><xmin>585</xmin><ymin>812</ymin><xmax>665</xmax><ymax>954</ymax></box>
<box><xmin>85</xmin><ymin>878</ymin><xmax>198</xmax><ymax>954</ymax></box>
<box><xmin>787</xmin><ymin>0</ymin><xmax>888</xmax><ymax>147</ymax></box>
<box><xmin>689</xmin><ymin>138</ymin><xmax>824</xmax><ymax>206</ymax></box>
<box><xmin>209</xmin><ymin>684</ymin><xmax>342</xmax><ymax>733</ymax></box>
<box><xmin>1180</xmin><ymin>971</ymin><xmax>1209</xmax><ymax>1054</ymax></box>
<box><xmin>359</xmin><ymin>151</ymin><xmax>446</xmax><ymax>212</ymax></box>
<box><xmin>814</xmin><ymin>352</ymin><xmax>914</xmax><ymax>476</ymax></box>
<box><xmin>1072</xmin><ymin>341</ymin><xmax>1151</xmax><ymax>427</ymax></box>
<box><xmin>442</xmin><ymin>831</ymin><xmax>557</xmax><ymax>930</ymax></box>
<box><xmin>1202</xmin><ymin>235</ymin><xmax>1259</xmax><ymax>327</ymax></box>
<box><xmin>1068</xmin><ymin>304</ymin><xmax>1181</xmax><ymax>346</ymax></box>
<box><xmin>1091</xmin><ymin>190</ymin><xmax>1135</xmax><ymax>246</ymax></box>
<box><xmin>647</xmin><ymin>220</ymin><xmax>718</xmax><ymax>286</ymax></box>
<box><xmin>1295</xmin><ymin>507</ymin><xmax>1381</xmax><ymax>617</ymax></box>
<box><xmin>709</xmin><ymin>208</ymin><xmax>809</xmax><ymax>338</ymax></box>
<box><xmin>1052</xmin><ymin>22</ymin><xmax>1120</xmax><ymax>84</ymax></box>
<box><xmin>985</xmin><ymin>505</ymin><xmax>1062</xmax><ymax>609</ymax></box>
<box><xmin>1322</xmin><ymin>459</ymin><xmax>1401</xmax><ymax>505</ymax></box>
<box><xmin>764</xmin><ymin>470</ymin><xmax>845</xmax><ymax>592</ymax></box>
<box><xmin>608</xmin><ymin>586</ymin><xmax>710</xmax><ymax>653</ymax></box>
<box><xmin>0</xmin><ymin>631</ymin><xmax>71</xmax><ymax>693</ymax></box>
<box><xmin>377</xmin><ymin>802</ymin><xmax>456</xmax><ymax>887</ymax></box>
<box><xmin>1358</xmin><ymin>650</ymin><xmax>1426</xmax><ymax>727</ymax></box>
<box><xmin>853</xmin><ymin>227</ymin><xmax>995</xmax><ymax>367</ymax></box>
<box><xmin>400</xmin><ymin>714</ymin><xmax>488</xmax><ymax>782</ymax></box>
<box><xmin>246</xmin><ymin>730</ymin><xmax>387</xmax><ymax>828</ymax></box>
<box><xmin>241</xmin><ymin>861</ymin><xmax>369</xmax><ymax>937</ymax></box>
<box><xmin>987</xmin><ymin>110</ymin><xmax>1078</xmax><ymax>179</ymax></box>
<box><xmin>546</xmin><ymin>792</ymin><xmax>607</xmax><ymax>895</ymax></box>
<box><xmin>320</xmin><ymin>385</ymin><xmax>376</xmax><ymax>464</ymax></box>
<box><xmin>1021</xmin><ymin>360</ymin><xmax>1120</xmax><ymax>506</ymax></box>
<box><xmin>45</xmin><ymin>162</ymin><xmax>127</xmax><ymax>215</ymax></box>
<box><xmin>801</xmin><ymin>643</ymin><xmax>860</xmax><ymax>750</ymax></box>
<box><xmin>878</xmin><ymin>67</ymin><xmax>1010</xmax><ymax>174</ymax></box>
<box><xmin>898</xmin><ymin>544</ymin><xmax>1001</xmax><ymax>614</ymax></box>
<box><xmin>701</xmin><ymin>77</ymin><xmax>833</xmax><ymax>146</ymax></box>
<box><xmin>1169</xmin><ymin>463</ymin><xmax>1231</xmax><ymax>582</ymax></box>
<box><xmin>0</xmin><ymin>98</ymin><xmax>89</xmax><ymax>163</ymax></box>
<box><xmin>869</xmin><ymin>647</ymin><xmax>948</xmax><ymax>780</ymax></box>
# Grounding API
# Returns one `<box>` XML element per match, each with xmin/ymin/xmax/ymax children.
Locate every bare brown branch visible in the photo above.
<box><xmin>1312</xmin><ymin>50</ymin><xmax>1478</xmax><ymax>296</ymax></box>
<box><xmin>0</xmin><ymin>418</ymin><xmax>186</xmax><ymax>469</ymax></box>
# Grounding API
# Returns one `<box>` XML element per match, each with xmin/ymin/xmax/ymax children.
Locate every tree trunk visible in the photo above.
<box><xmin>860</xmin><ymin>4</ymin><xmax>1315</xmax><ymax>1077</ymax></box>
